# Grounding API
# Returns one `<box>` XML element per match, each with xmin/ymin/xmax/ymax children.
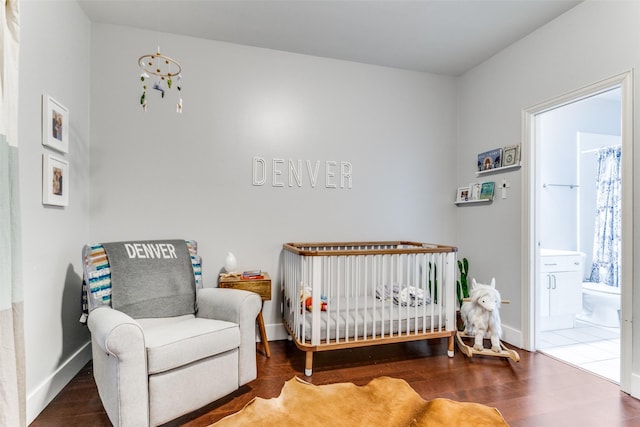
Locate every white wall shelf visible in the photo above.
<box><xmin>454</xmin><ymin>198</ymin><xmax>492</xmax><ymax>206</ymax></box>
<box><xmin>476</xmin><ymin>163</ymin><xmax>521</xmax><ymax>176</ymax></box>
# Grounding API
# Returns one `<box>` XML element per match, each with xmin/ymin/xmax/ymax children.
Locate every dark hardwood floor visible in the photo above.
<box><xmin>31</xmin><ymin>338</ymin><xmax>640</xmax><ymax>426</ymax></box>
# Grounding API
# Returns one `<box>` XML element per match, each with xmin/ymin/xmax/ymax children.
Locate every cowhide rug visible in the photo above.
<box><xmin>211</xmin><ymin>376</ymin><xmax>509</xmax><ymax>426</ymax></box>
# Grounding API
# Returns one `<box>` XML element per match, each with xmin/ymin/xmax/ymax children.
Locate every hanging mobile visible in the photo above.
<box><xmin>138</xmin><ymin>46</ymin><xmax>182</xmax><ymax>112</ymax></box>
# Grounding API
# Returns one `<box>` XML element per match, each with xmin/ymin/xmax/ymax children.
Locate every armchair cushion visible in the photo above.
<box><xmin>103</xmin><ymin>240</ymin><xmax>196</xmax><ymax>318</ymax></box>
<box><xmin>138</xmin><ymin>315</ymin><xmax>240</xmax><ymax>374</ymax></box>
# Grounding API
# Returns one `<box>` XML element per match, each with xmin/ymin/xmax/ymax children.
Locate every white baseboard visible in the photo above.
<box><xmin>629</xmin><ymin>372</ymin><xmax>640</xmax><ymax>399</ymax></box>
<box><xmin>256</xmin><ymin>322</ymin><xmax>289</xmax><ymax>343</ymax></box>
<box><xmin>499</xmin><ymin>324</ymin><xmax>523</xmax><ymax>349</ymax></box>
<box><xmin>26</xmin><ymin>341</ymin><xmax>92</xmax><ymax>425</ymax></box>
<box><xmin>267</xmin><ymin>323</ymin><xmax>289</xmax><ymax>341</ymax></box>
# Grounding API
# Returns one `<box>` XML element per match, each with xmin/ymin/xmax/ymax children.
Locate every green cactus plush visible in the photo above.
<box><xmin>428</xmin><ymin>261</ymin><xmax>438</xmax><ymax>304</ymax></box>
<box><xmin>456</xmin><ymin>257</ymin><xmax>469</xmax><ymax>308</ymax></box>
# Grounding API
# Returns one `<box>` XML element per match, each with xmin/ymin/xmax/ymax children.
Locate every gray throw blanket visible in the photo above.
<box><xmin>102</xmin><ymin>240</ymin><xmax>195</xmax><ymax>318</ymax></box>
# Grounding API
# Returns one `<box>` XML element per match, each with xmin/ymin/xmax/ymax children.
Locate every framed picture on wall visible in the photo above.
<box><xmin>479</xmin><ymin>181</ymin><xmax>495</xmax><ymax>200</ymax></box>
<box><xmin>42</xmin><ymin>154</ymin><xmax>69</xmax><ymax>206</ymax></box>
<box><xmin>470</xmin><ymin>182</ymin><xmax>481</xmax><ymax>200</ymax></box>
<box><xmin>456</xmin><ymin>186</ymin><xmax>470</xmax><ymax>203</ymax></box>
<box><xmin>502</xmin><ymin>144</ymin><xmax>521</xmax><ymax>167</ymax></box>
<box><xmin>477</xmin><ymin>148</ymin><xmax>502</xmax><ymax>171</ymax></box>
<box><xmin>42</xmin><ymin>94</ymin><xmax>69</xmax><ymax>153</ymax></box>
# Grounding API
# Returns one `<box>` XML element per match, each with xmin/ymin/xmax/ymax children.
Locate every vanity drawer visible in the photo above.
<box><xmin>541</xmin><ymin>255</ymin><xmax>582</xmax><ymax>272</ymax></box>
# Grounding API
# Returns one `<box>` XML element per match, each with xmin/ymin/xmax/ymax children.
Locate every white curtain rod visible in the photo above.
<box><xmin>543</xmin><ymin>183</ymin><xmax>579</xmax><ymax>189</ymax></box>
<box><xmin>581</xmin><ymin>143</ymin><xmax>621</xmax><ymax>154</ymax></box>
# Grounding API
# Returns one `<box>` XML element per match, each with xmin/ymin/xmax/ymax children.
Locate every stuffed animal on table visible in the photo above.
<box><xmin>460</xmin><ymin>278</ymin><xmax>503</xmax><ymax>352</ymax></box>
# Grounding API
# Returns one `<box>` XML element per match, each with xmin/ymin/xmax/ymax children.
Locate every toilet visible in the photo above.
<box><xmin>579</xmin><ymin>281</ymin><xmax>621</xmax><ymax>327</ymax></box>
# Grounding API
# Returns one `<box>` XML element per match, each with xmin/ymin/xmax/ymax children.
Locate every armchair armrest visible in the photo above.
<box><xmin>197</xmin><ymin>288</ymin><xmax>262</xmax><ymax>385</ymax></box>
<box><xmin>196</xmin><ymin>287</ymin><xmax>261</xmax><ymax>323</ymax></box>
<box><xmin>88</xmin><ymin>307</ymin><xmax>149</xmax><ymax>427</ymax></box>
<box><xmin>88</xmin><ymin>306</ymin><xmax>145</xmax><ymax>355</ymax></box>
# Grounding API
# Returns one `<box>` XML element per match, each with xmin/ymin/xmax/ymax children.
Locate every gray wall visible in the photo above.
<box><xmin>88</xmin><ymin>24</ymin><xmax>459</xmax><ymax>339</ymax></box>
<box><xmin>457</xmin><ymin>0</ymin><xmax>640</xmax><ymax>394</ymax></box>
<box><xmin>19</xmin><ymin>1</ymin><xmax>91</xmax><ymax>422</ymax></box>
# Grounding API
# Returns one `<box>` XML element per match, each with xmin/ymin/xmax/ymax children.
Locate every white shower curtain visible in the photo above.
<box><xmin>0</xmin><ymin>0</ymin><xmax>25</xmax><ymax>425</ymax></box>
<box><xmin>589</xmin><ymin>145</ymin><xmax>622</xmax><ymax>288</ymax></box>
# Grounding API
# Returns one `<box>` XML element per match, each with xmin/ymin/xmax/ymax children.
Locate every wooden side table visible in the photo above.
<box><xmin>219</xmin><ymin>272</ymin><xmax>271</xmax><ymax>357</ymax></box>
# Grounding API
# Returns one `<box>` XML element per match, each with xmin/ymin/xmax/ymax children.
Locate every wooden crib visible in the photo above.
<box><xmin>282</xmin><ymin>241</ymin><xmax>458</xmax><ymax>376</ymax></box>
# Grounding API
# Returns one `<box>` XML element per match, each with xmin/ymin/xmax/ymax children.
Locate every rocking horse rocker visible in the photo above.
<box><xmin>456</xmin><ymin>278</ymin><xmax>520</xmax><ymax>362</ymax></box>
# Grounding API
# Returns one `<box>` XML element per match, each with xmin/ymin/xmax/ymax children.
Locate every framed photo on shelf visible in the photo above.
<box><xmin>470</xmin><ymin>182</ymin><xmax>481</xmax><ymax>201</ymax></box>
<box><xmin>42</xmin><ymin>154</ymin><xmax>69</xmax><ymax>206</ymax></box>
<box><xmin>479</xmin><ymin>181</ymin><xmax>495</xmax><ymax>200</ymax></box>
<box><xmin>456</xmin><ymin>186</ymin><xmax>470</xmax><ymax>203</ymax></box>
<box><xmin>477</xmin><ymin>148</ymin><xmax>502</xmax><ymax>171</ymax></box>
<box><xmin>42</xmin><ymin>94</ymin><xmax>69</xmax><ymax>153</ymax></box>
<box><xmin>502</xmin><ymin>144</ymin><xmax>521</xmax><ymax>167</ymax></box>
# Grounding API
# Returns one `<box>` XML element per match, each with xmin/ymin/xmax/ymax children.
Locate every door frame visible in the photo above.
<box><xmin>521</xmin><ymin>71</ymin><xmax>633</xmax><ymax>392</ymax></box>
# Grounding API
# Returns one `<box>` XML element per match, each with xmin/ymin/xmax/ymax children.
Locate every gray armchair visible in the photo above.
<box><xmin>82</xmin><ymin>240</ymin><xmax>262</xmax><ymax>427</ymax></box>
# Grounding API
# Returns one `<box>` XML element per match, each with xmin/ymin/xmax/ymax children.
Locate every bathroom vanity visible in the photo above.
<box><xmin>539</xmin><ymin>249</ymin><xmax>583</xmax><ymax>331</ymax></box>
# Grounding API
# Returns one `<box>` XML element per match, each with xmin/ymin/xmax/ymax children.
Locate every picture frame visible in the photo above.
<box><xmin>477</xmin><ymin>148</ymin><xmax>502</xmax><ymax>171</ymax></box>
<box><xmin>42</xmin><ymin>94</ymin><xmax>69</xmax><ymax>153</ymax></box>
<box><xmin>42</xmin><ymin>154</ymin><xmax>69</xmax><ymax>206</ymax></box>
<box><xmin>456</xmin><ymin>186</ymin><xmax>471</xmax><ymax>203</ymax></box>
<box><xmin>479</xmin><ymin>181</ymin><xmax>495</xmax><ymax>200</ymax></box>
<box><xmin>470</xmin><ymin>182</ymin><xmax>481</xmax><ymax>200</ymax></box>
<box><xmin>502</xmin><ymin>144</ymin><xmax>521</xmax><ymax>167</ymax></box>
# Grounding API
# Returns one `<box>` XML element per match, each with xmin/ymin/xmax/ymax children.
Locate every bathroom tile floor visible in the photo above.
<box><xmin>537</xmin><ymin>319</ymin><xmax>620</xmax><ymax>383</ymax></box>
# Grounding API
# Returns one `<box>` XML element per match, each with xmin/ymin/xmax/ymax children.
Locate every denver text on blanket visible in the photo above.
<box><xmin>124</xmin><ymin>243</ymin><xmax>178</xmax><ymax>259</ymax></box>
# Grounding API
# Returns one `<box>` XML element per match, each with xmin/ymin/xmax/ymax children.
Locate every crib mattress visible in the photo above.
<box><xmin>293</xmin><ymin>296</ymin><xmax>446</xmax><ymax>342</ymax></box>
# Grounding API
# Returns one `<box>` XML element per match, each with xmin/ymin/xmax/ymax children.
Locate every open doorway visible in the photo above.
<box><xmin>535</xmin><ymin>89</ymin><xmax>621</xmax><ymax>383</ymax></box>
<box><xmin>522</xmin><ymin>72</ymin><xmax>633</xmax><ymax>392</ymax></box>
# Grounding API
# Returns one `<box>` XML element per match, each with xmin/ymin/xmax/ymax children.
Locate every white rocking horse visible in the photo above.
<box><xmin>456</xmin><ymin>278</ymin><xmax>519</xmax><ymax>362</ymax></box>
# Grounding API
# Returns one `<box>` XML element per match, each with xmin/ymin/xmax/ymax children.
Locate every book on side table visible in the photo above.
<box><xmin>241</xmin><ymin>269</ymin><xmax>263</xmax><ymax>279</ymax></box>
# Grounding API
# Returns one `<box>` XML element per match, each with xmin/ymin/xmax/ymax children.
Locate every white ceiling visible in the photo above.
<box><xmin>77</xmin><ymin>0</ymin><xmax>582</xmax><ymax>76</ymax></box>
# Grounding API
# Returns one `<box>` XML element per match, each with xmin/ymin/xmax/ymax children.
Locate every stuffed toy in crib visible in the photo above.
<box><xmin>460</xmin><ymin>278</ymin><xmax>503</xmax><ymax>352</ymax></box>
<box><xmin>300</xmin><ymin>286</ymin><xmax>327</xmax><ymax>312</ymax></box>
